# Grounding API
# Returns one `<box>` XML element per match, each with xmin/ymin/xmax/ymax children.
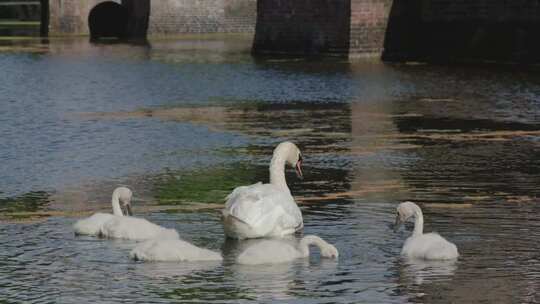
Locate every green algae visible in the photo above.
<box><xmin>154</xmin><ymin>164</ymin><xmax>259</xmax><ymax>205</ymax></box>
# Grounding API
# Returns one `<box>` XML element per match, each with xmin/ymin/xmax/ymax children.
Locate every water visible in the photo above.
<box><xmin>1</xmin><ymin>36</ymin><xmax>540</xmax><ymax>303</ymax></box>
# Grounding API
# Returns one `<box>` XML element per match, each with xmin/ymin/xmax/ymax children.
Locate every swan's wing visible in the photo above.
<box><xmin>223</xmin><ymin>182</ymin><xmax>303</xmax><ymax>238</ymax></box>
<box><xmin>130</xmin><ymin>239</ymin><xmax>222</xmax><ymax>262</ymax></box>
<box><xmin>73</xmin><ymin>213</ymin><xmax>115</xmax><ymax>236</ymax></box>
<box><xmin>277</xmin><ymin>197</ymin><xmax>303</xmax><ymax>232</ymax></box>
<box><xmin>224</xmin><ymin>182</ymin><xmax>262</xmax><ymax>208</ymax></box>
<box><xmin>224</xmin><ymin>183</ymin><xmax>293</xmax><ymax>228</ymax></box>
<box><xmin>223</xmin><ymin>182</ymin><xmax>265</xmax><ymax>223</ymax></box>
<box><xmin>402</xmin><ymin>233</ymin><xmax>459</xmax><ymax>260</ymax></box>
<box><xmin>422</xmin><ymin>233</ymin><xmax>459</xmax><ymax>260</ymax></box>
<box><xmin>237</xmin><ymin>240</ymin><xmax>300</xmax><ymax>265</ymax></box>
<box><xmin>100</xmin><ymin>217</ymin><xmax>179</xmax><ymax>240</ymax></box>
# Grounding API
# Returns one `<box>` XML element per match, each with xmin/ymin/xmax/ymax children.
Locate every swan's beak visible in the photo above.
<box><xmin>124</xmin><ymin>203</ymin><xmax>133</xmax><ymax>216</ymax></box>
<box><xmin>393</xmin><ymin>215</ymin><xmax>403</xmax><ymax>232</ymax></box>
<box><xmin>295</xmin><ymin>155</ymin><xmax>303</xmax><ymax>179</ymax></box>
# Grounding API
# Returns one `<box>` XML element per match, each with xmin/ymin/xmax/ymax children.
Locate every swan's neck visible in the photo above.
<box><xmin>269</xmin><ymin>155</ymin><xmax>290</xmax><ymax>193</ymax></box>
<box><xmin>412</xmin><ymin>207</ymin><xmax>424</xmax><ymax>236</ymax></box>
<box><xmin>298</xmin><ymin>235</ymin><xmax>327</xmax><ymax>257</ymax></box>
<box><xmin>111</xmin><ymin>195</ymin><xmax>123</xmax><ymax>216</ymax></box>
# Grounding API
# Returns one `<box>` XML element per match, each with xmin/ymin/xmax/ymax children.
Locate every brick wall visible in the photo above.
<box><xmin>147</xmin><ymin>0</ymin><xmax>255</xmax><ymax>35</ymax></box>
<box><xmin>49</xmin><ymin>0</ymin><xmax>119</xmax><ymax>35</ymax></box>
<box><xmin>349</xmin><ymin>0</ymin><xmax>392</xmax><ymax>57</ymax></box>
<box><xmin>48</xmin><ymin>0</ymin><xmax>255</xmax><ymax>36</ymax></box>
<box><xmin>223</xmin><ymin>0</ymin><xmax>256</xmax><ymax>33</ymax></box>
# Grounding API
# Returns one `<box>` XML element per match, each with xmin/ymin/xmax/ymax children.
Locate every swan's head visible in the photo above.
<box><xmin>320</xmin><ymin>243</ymin><xmax>339</xmax><ymax>259</ymax></box>
<box><xmin>121</xmin><ymin>196</ymin><xmax>133</xmax><ymax>216</ymax></box>
<box><xmin>274</xmin><ymin>141</ymin><xmax>303</xmax><ymax>179</ymax></box>
<box><xmin>394</xmin><ymin>201</ymin><xmax>420</xmax><ymax>232</ymax></box>
<box><xmin>113</xmin><ymin>187</ymin><xmax>133</xmax><ymax>216</ymax></box>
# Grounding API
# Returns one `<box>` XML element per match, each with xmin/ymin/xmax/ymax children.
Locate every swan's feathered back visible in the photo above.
<box><xmin>236</xmin><ymin>235</ymin><xmax>339</xmax><ymax>265</ymax></box>
<box><xmin>73</xmin><ymin>213</ymin><xmax>115</xmax><ymax>236</ymax></box>
<box><xmin>130</xmin><ymin>239</ymin><xmax>222</xmax><ymax>262</ymax></box>
<box><xmin>237</xmin><ymin>239</ymin><xmax>302</xmax><ymax>265</ymax></box>
<box><xmin>100</xmin><ymin>216</ymin><xmax>179</xmax><ymax>240</ymax></box>
<box><xmin>223</xmin><ymin>182</ymin><xmax>302</xmax><ymax>238</ymax></box>
<box><xmin>402</xmin><ymin>232</ymin><xmax>459</xmax><ymax>260</ymax></box>
<box><xmin>225</xmin><ymin>183</ymin><xmax>293</xmax><ymax>227</ymax></box>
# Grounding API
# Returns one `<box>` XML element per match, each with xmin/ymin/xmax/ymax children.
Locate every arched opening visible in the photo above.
<box><xmin>88</xmin><ymin>1</ymin><xmax>128</xmax><ymax>40</ymax></box>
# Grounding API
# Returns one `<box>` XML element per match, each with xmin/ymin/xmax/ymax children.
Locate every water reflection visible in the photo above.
<box><xmin>231</xmin><ymin>262</ymin><xmax>302</xmax><ymax>301</ymax></box>
<box><xmin>134</xmin><ymin>260</ymin><xmax>222</xmax><ymax>279</ymax></box>
<box><xmin>225</xmin><ymin>237</ymin><xmax>340</xmax><ymax>301</ymax></box>
<box><xmin>398</xmin><ymin>258</ymin><xmax>457</xmax><ymax>286</ymax></box>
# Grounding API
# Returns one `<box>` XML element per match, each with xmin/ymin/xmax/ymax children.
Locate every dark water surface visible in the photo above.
<box><xmin>1</xmin><ymin>36</ymin><xmax>540</xmax><ymax>303</ymax></box>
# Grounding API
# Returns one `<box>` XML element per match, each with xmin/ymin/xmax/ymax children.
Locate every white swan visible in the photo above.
<box><xmin>237</xmin><ymin>235</ymin><xmax>339</xmax><ymax>265</ymax></box>
<box><xmin>222</xmin><ymin>141</ymin><xmax>304</xmax><ymax>239</ymax></box>
<box><xmin>129</xmin><ymin>239</ymin><xmax>222</xmax><ymax>262</ymax></box>
<box><xmin>99</xmin><ymin>216</ymin><xmax>179</xmax><ymax>240</ymax></box>
<box><xmin>394</xmin><ymin>201</ymin><xmax>459</xmax><ymax>260</ymax></box>
<box><xmin>73</xmin><ymin>187</ymin><xmax>179</xmax><ymax>240</ymax></box>
<box><xmin>73</xmin><ymin>187</ymin><xmax>133</xmax><ymax>236</ymax></box>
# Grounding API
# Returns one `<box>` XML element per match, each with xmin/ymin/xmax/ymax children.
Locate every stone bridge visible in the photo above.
<box><xmin>41</xmin><ymin>0</ymin><xmax>540</xmax><ymax>62</ymax></box>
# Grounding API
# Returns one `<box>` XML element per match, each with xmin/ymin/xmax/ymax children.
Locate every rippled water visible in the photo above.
<box><xmin>1</xmin><ymin>36</ymin><xmax>540</xmax><ymax>303</ymax></box>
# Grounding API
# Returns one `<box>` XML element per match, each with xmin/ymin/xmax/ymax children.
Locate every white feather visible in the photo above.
<box><xmin>73</xmin><ymin>213</ymin><xmax>115</xmax><ymax>236</ymax></box>
<box><xmin>130</xmin><ymin>239</ymin><xmax>222</xmax><ymax>262</ymax></box>
<box><xmin>402</xmin><ymin>232</ymin><xmax>459</xmax><ymax>260</ymax></box>
<box><xmin>100</xmin><ymin>216</ymin><xmax>179</xmax><ymax>241</ymax></box>
<box><xmin>237</xmin><ymin>235</ymin><xmax>338</xmax><ymax>265</ymax></box>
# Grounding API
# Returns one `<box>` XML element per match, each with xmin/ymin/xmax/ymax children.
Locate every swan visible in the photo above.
<box><xmin>99</xmin><ymin>216</ymin><xmax>179</xmax><ymax>240</ymax></box>
<box><xmin>130</xmin><ymin>239</ymin><xmax>222</xmax><ymax>262</ymax></box>
<box><xmin>394</xmin><ymin>201</ymin><xmax>459</xmax><ymax>260</ymax></box>
<box><xmin>73</xmin><ymin>187</ymin><xmax>133</xmax><ymax>236</ymax></box>
<box><xmin>73</xmin><ymin>187</ymin><xmax>179</xmax><ymax>240</ymax></box>
<box><xmin>237</xmin><ymin>235</ymin><xmax>339</xmax><ymax>265</ymax></box>
<box><xmin>222</xmin><ymin>141</ymin><xmax>304</xmax><ymax>239</ymax></box>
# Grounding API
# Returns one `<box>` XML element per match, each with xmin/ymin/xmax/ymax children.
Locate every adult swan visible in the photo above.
<box><xmin>222</xmin><ymin>141</ymin><xmax>304</xmax><ymax>239</ymax></box>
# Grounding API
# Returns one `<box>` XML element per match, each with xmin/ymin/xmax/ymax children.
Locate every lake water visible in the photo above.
<box><xmin>1</xmin><ymin>36</ymin><xmax>540</xmax><ymax>303</ymax></box>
